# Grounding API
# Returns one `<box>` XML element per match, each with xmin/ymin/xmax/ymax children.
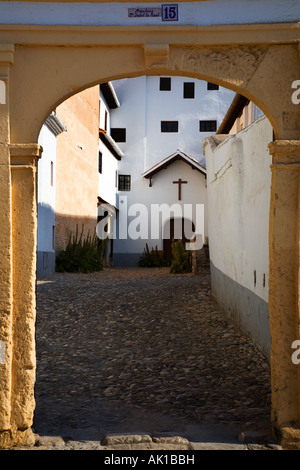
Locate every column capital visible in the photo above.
<box><xmin>0</xmin><ymin>44</ymin><xmax>14</xmax><ymax>67</ymax></box>
<box><xmin>268</xmin><ymin>140</ymin><xmax>300</xmax><ymax>167</ymax></box>
<box><xmin>10</xmin><ymin>143</ymin><xmax>43</xmax><ymax>168</ymax></box>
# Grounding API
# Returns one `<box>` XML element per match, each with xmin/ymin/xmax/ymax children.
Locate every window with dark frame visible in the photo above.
<box><xmin>207</xmin><ymin>82</ymin><xmax>219</xmax><ymax>91</ymax></box>
<box><xmin>199</xmin><ymin>120</ymin><xmax>217</xmax><ymax>132</ymax></box>
<box><xmin>183</xmin><ymin>82</ymin><xmax>195</xmax><ymax>99</ymax></box>
<box><xmin>159</xmin><ymin>77</ymin><xmax>171</xmax><ymax>91</ymax></box>
<box><xmin>161</xmin><ymin>121</ymin><xmax>179</xmax><ymax>133</ymax></box>
<box><xmin>111</xmin><ymin>128</ymin><xmax>126</xmax><ymax>143</ymax></box>
<box><xmin>98</xmin><ymin>151</ymin><xmax>102</xmax><ymax>174</ymax></box>
<box><xmin>118</xmin><ymin>174</ymin><xmax>131</xmax><ymax>191</ymax></box>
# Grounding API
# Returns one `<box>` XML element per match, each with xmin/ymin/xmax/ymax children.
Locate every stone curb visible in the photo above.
<box><xmin>8</xmin><ymin>433</ymin><xmax>283</xmax><ymax>451</ymax></box>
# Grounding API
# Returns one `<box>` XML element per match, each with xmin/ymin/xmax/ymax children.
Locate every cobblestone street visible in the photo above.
<box><xmin>31</xmin><ymin>267</ymin><xmax>275</xmax><ymax>450</ymax></box>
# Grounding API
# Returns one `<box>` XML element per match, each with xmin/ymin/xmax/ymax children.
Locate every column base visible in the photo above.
<box><xmin>277</xmin><ymin>426</ymin><xmax>300</xmax><ymax>450</ymax></box>
<box><xmin>0</xmin><ymin>426</ymin><xmax>36</xmax><ymax>449</ymax></box>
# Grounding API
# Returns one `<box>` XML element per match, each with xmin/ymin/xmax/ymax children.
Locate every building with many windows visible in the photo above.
<box><xmin>37</xmin><ymin>76</ymin><xmax>235</xmax><ymax>273</ymax></box>
<box><xmin>101</xmin><ymin>76</ymin><xmax>235</xmax><ymax>266</ymax></box>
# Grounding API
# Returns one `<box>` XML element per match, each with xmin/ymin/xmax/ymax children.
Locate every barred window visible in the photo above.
<box><xmin>118</xmin><ymin>174</ymin><xmax>131</xmax><ymax>191</ymax></box>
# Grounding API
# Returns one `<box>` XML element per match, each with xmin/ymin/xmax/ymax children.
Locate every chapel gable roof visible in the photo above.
<box><xmin>142</xmin><ymin>150</ymin><xmax>207</xmax><ymax>180</ymax></box>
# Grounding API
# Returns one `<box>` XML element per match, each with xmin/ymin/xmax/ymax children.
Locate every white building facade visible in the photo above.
<box><xmin>100</xmin><ymin>76</ymin><xmax>235</xmax><ymax>266</ymax></box>
<box><xmin>37</xmin><ymin>77</ymin><xmax>237</xmax><ymax>271</ymax></box>
<box><xmin>37</xmin><ymin>113</ymin><xmax>66</xmax><ymax>276</ymax></box>
<box><xmin>98</xmin><ymin>83</ymin><xmax>124</xmax><ymax>265</ymax></box>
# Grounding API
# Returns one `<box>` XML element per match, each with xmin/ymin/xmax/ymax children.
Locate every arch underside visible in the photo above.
<box><xmin>8</xmin><ymin>37</ymin><xmax>300</xmax><ymax>143</ymax></box>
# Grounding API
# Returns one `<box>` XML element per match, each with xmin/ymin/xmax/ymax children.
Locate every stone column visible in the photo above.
<box><xmin>0</xmin><ymin>44</ymin><xmax>42</xmax><ymax>449</ymax></box>
<box><xmin>0</xmin><ymin>44</ymin><xmax>15</xmax><ymax>447</ymax></box>
<box><xmin>9</xmin><ymin>144</ymin><xmax>42</xmax><ymax>447</ymax></box>
<box><xmin>268</xmin><ymin>140</ymin><xmax>300</xmax><ymax>448</ymax></box>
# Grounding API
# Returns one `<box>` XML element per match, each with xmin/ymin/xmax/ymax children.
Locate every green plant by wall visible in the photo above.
<box><xmin>55</xmin><ymin>224</ymin><xmax>108</xmax><ymax>273</ymax></box>
<box><xmin>170</xmin><ymin>239</ymin><xmax>192</xmax><ymax>274</ymax></box>
<box><xmin>138</xmin><ymin>244</ymin><xmax>169</xmax><ymax>267</ymax></box>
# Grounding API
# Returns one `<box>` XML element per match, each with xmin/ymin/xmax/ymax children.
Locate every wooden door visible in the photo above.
<box><xmin>163</xmin><ymin>218</ymin><xmax>195</xmax><ymax>260</ymax></box>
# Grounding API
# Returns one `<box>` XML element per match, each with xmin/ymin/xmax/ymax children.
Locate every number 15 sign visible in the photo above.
<box><xmin>128</xmin><ymin>4</ymin><xmax>179</xmax><ymax>21</ymax></box>
<box><xmin>162</xmin><ymin>4</ymin><xmax>179</xmax><ymax>21</ymax></box>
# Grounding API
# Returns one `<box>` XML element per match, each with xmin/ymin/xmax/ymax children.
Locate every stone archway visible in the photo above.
<box><xmin>0</xmin><ymin>20</ymin><xmax>299</xmax><ymax>448</ymax></box>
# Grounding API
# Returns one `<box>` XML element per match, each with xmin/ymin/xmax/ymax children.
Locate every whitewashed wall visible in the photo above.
<box><xmin>114</xmin><ymin>158</ymin><xmax>207</xmax><ymax>266</ymax></box>
<box><xmin>99</xmin><ymin>90</ymin><xmax>118</xmax><ymax>208</ymax></box>
<box><xmin>109</xmin><ymin>76</ymin><xmax>233</xmax><ymax>265</ymax></box>
<box><xmin>110</xmin><ymin>77</ymin><xmax>147</xmax><ymax>184</ymax></box>
<box><xmin>37</xmin><ymin>124</ymin><xmax>57</xmax><ymax>275</ymax></box>
<box><xmin>203</xmin><ymin>116</ymin><xmax>273</xmax><ymax>356</ymax></box>
<box><xmin>112</xmin><ymin>76</ymin><xmax>235</xmax><ymax>170</ymax></box>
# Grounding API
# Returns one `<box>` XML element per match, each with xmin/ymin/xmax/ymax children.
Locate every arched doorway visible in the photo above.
<box><xmin>163</xmin><ymin>218</ymin><xmax>196</xmax><ymax>261</ymax></box>
<box><xmin>0</xmin><ymin>16</ymin><xmax>299</xmax><ymax>448</ymax></box>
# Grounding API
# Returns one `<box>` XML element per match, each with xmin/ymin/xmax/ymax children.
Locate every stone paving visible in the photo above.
<box><xmin>18</xmin><ymin>266</ymin><xmax>280</xmax><ymax>450</ymax></box>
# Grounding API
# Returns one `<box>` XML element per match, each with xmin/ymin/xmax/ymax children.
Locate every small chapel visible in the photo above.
<box><xmin>110</xmin><ymin>149</ymin><xmax>208</xmax><ymax>266</ymax></box>
<box><xmin>100</xmin><ymin>75</ymin><xmax>234</xmax><ymax>266</ymax></box>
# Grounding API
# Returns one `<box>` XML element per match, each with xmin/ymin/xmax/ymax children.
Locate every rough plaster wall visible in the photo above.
<box><xmin>205</xmin><ymin>116</ymin><xmax>273</xmax><ymax>355</ymax></box>
<box><xmin>54</xmin><ymin>86</ymin><xmax>99</xmax><ymax>250</ymax></box>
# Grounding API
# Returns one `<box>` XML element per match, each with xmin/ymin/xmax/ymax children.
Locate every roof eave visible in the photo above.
<box><xmin>100</xmin><ymin>82</ymin><xmax>120</xmax><ymax>109</ymax></box>
<box><xmin>216</xmin><ymin>93</ymin><xmax>250</xmax><ymax>135</ymax></box>
<box><xmin>99</xmin><ymin>130</ymin><xmax>124</xmax><ymax>160</ymax></box>
<box><xmin>143</xmin><ymin>152</ymin><xmax>206</xmax><ymax>179</ymax></box>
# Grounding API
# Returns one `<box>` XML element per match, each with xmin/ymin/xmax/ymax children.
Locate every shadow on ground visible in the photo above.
<box><xmin>34</xmin><ymin>267</ymin><xmax>272</xmax><ymax>445</ymax></box>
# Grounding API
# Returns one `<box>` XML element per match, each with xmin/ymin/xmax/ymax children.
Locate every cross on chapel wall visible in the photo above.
<box><xmin>173</xmin><ymin>178</ymin><xmax>187</xmax><ymax>200</ymax></box>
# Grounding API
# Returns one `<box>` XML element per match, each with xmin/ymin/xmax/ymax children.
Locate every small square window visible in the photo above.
<box><xmin>161</xmin><ymin>121</ymin><xmax>178</xmax><ymax>132</ymax></box>
<box><xmin>118</xmin><ymin>175</ymin><xmax>131</xmax><ymax>191</ymax></box>
<box><xmin>183</xmin><ymin>82</ymin><xmax>195</xmax><ymax>99</ymax></box>
<box><xmin>199</xmin><ymin>120</ymin><xmax>217</xmax><ymax>132</ymax></box>
<box><xmin>160</xmin><ymin>77</ymin><xmax>171</xmax><ymax>91</ymax></box>
<box><xmin>111</xmin><ymin>128</ymin><xmax>126</xmax><ymax>142</ymax></box>
<box><xmin>207</xmin><ymin>82</ymin><xmax>219</xmax><ymax>91</ymax></box>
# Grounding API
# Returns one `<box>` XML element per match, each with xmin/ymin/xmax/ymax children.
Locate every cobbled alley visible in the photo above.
<box><xmin>20</xmin><ymin>267</ymin><xmax>279</xmax><ymax>450</ymax></box>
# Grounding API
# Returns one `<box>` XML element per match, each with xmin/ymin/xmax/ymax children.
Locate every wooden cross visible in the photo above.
<box><xmin>173</xmin><ymin>178</ymin><xmax>187</xmax><ymax>201</ymax></box>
